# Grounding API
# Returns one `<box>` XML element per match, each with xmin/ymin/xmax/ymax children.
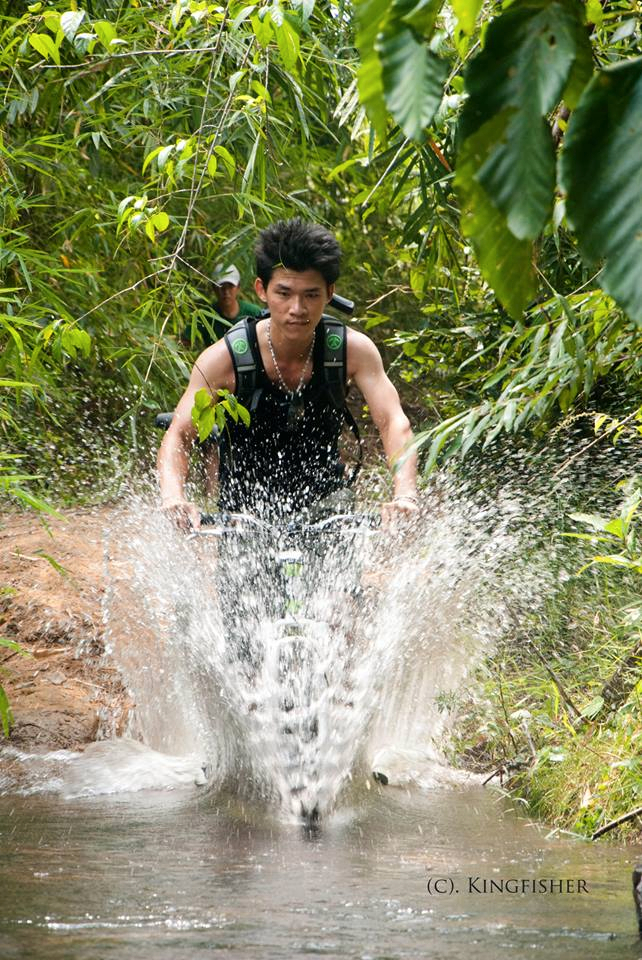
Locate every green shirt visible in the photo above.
<box><xmin>184</xmin><ymin>299</ymin><xmax>264</xmax><ymax>347</ymax></box>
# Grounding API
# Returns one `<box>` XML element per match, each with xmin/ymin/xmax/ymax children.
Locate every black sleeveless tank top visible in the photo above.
<box><xmin>218</xmin><ymin>318</ymin><xmax>346</xmax><ymax>515</ymax></box>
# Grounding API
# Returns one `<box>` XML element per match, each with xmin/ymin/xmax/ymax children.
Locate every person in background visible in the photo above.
<box><xmin>184</xmin><ymin>263</ymin><xmax>263</xmax><ymax>347</ymax></box>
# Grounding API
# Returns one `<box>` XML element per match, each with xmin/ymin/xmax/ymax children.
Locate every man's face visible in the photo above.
<box><xmin>255</xmin><ymin>268</ymin><xmax>333</xmax><ymax>334</ymax></box>
<box><xmin>216</xmin><ymin>282</ymin><xmax>239</xmax><ymax>313</ymax></box>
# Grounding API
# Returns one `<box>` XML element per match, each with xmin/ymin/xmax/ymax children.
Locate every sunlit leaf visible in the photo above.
<box><xmin>28</xmin><ymin>32</ymin><xmax>60</xmax><ymax>65</ymax></box>
<box><xmin>0</xmin><ymin>637</ymin><xmax>31</xmax><ymax>655</ymax></box>
<box><xmin>561</xmin><ymin>57</ymin><xmax>642</xmax><ymax>324</ymax></box>
<box><xmin>35</xmin><ymin>551</ymin><xmax>69</xmax><ymax>576</ymax></box>
<box><xmin>237</xmin><ymin>403</ymin><xmax>251</xmax><ymax>428</ymax></box>
<box><xmin>214</xmin><ymin>145</ymin><xmax>236</xmax><ymax>177</ymax></box>
<box><xmin>60</xmin><ymin>10</ymin><xmax>85</xmax><ymax>42</ymax></box>
<box><xmin>151</xmin><ymin>211</ymin><xmax>169</xmax><ymax>232</ymax></box>
<box><xmin>379</xmin><ymin>26</ymin><xmax>446</xmax><ymax>141</ymax></box>
<box><xmin>94</xmin><ymin>19</ymin><xmax>117</xmax><ymax>50</ymax></box>
<box><xmin>459</xmin><ymin>0</ymin><xmax>591</xmax><ymax>240</ymax></box>
<box><xmin>251</xmin><ymin>12</ymin><xmax>273</xmax><ymax>46</ymax></box>
<box><xmin>568</xmin><ymin>512</ymin><xmax>611</xmax><ymax>532</ymax></box>
<box><xmin>451</xmin><ymin>0</ymin><xmax>482</xmax><ymax>36</ymax></box>
<box><xmin>8</xmin><ymin>487</ymin><xmax>61</xmax><ymax>516</ymax></box>
<box><xmin>275</xmin><ymin>18</ymin><xmax>300</xmax><ymax>72</ymax></box>
<box><xmin>157</xmin><ymin>145</ymin><xmax>174</xmax><ymax>170</ymax></box>
<box><xmin>604</xmin><ymin>518</ymin><xmax>625</xmax><ymax>538</ymax></box>
<box><xmin>142</xmin><ymin>145</ymin><xmax>163</xmax><ymax>173</ymax></box>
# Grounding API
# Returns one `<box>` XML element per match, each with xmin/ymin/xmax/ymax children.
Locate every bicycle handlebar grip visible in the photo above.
<box><xmin>200</xmin><ymin>513</ymin><xmax>224</xmax><ymax>526</ymax></box>
<box><xmin>199</xmin><ymin>512</ymin><xmax>264</xmax><ymax>528</ymax></box>
<box><xmin>155</xmin><ymin>412</ymin><xmax>174</xmax><ymax>430</ymax></box>
<box><xmin>328</xmin><ymin>293</ymin><xmax>354</xmax><ymax>316</ymax></box>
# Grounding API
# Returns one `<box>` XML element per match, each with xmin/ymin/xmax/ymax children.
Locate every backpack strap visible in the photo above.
<box><xmin>321</xmin><ymin>316</ymin><xmax>347</xmax><ymax>410</ymax></box>
<box><xmin>225</xmin><ymin>314</ymin><xmax>363</xmax><ymax>485</ymax></box>
<box><xmin>224</xmin><ymin>317</ymin><xmax>262</xmax><ymax>411</ymax></box>
<box><xmin>320</xmin><ymin>316</ymin><xmax>363</xmax><ymax>485</ymax></box>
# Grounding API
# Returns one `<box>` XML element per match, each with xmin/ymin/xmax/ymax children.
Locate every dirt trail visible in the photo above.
<box><xmin>0</xmin><ymin>506</ymin><xmax>130</xmax><ymax>752</ymax></box>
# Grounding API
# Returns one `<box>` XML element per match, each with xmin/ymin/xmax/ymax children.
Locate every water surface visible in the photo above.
<box><xmin>1</xmin><ymin>783</ymin><xmax>640</xmax><ymax>960</ymax></box>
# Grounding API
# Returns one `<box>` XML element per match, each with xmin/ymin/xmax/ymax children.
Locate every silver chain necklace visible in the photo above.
<box><xmin>266</xmin><ymin>319</ymin><xmax>315</xmax><ymax>397</ymax></box>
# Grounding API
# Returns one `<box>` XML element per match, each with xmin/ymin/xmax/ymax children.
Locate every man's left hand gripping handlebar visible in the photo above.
<box><xmin>161</xmin><ymin>497</ymin><xmax>202</xmax><ymax>532</ymax></box>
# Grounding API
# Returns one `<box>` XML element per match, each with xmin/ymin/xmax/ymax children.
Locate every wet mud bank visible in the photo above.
<box><xmin>0</xmin><ymin>506</ymin><xmax>130</xmax><ymax>754</ymax></box>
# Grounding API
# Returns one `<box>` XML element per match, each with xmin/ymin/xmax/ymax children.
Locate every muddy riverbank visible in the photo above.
<box><xmin>0</xmin><ymin>507</ymin><xmax>130</xmax><ymax>752</ymax></box>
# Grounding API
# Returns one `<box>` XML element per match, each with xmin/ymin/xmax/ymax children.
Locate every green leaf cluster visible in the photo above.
<box><xmin>561</xmin><ymin>57</ymin><xmax>642</xmax><ymax>325</ymax></box>
<box><xmin>0</xmin><ymin>0</ymin><xmax>365</xmax><ymax>490</ymax></box>
<box><xmin>455</xmin><ymin>0</ymin><xmax>593</xmax><ymax>318</ymax></box>
<box><xmin>568</xmin><ymin>479</ymin><xmax>642</xmax><ymax>575</ymax></box>
<box><xmin>191</xmin><ymin>388</ymin><xmax>250</xmax><ymax>443</ymax></box>
<box><xmin>354</xmin><ymin>0</ymin><xmax>448</xmax><ymax>141</ymax></box>
<box><xmin>451</xmin><ymin>1</ymin><xmax>642</xmax><ymax>327</ymax></box>
<box><xmin>2</xmin><ymin>0</ymin><xmax>642</xmax><ymax>494</ymax></box>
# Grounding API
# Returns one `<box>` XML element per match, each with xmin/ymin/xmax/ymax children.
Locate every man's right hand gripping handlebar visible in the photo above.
<box><xmin>161</xmin><ymin>497</ymin><xmax>201</xmax><ymax>532</ymax></box>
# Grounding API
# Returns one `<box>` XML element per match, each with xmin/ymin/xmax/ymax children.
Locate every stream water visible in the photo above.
<box><xmin>2</xmin><ymin>471</ymin><xmax>642</xmax><ymax>957</ymax></box>
<box><xmin>1</xmin><ymin>785</ymin><xmax>641</xmax><ymax>959</ymax></box>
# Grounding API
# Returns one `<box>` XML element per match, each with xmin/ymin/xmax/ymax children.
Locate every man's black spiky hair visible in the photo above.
<box><xmin>255</xmin><ymin>217</ymin><xmax>341</xmax><ymax>287</ymax></box>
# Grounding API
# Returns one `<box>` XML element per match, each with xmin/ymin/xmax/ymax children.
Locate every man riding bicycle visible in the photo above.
<box><xmin>158</xmin><ymin>218</ymin><xmax>418</xmax><ymax>526</ymax></box>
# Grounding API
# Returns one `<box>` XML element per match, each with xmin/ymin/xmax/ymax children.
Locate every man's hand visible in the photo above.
<box><xmin>161</xmin><ymin>497</ymin><xmax>201</xmax><ymax>532</ymax></box>
<box><xmin>381</xmin><ymin>494</ymin><xmax>420</xmax><ymax>529</ymax></box>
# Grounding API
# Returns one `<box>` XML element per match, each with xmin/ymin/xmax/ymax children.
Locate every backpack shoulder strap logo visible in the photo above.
<box><xmin>224</xmin><ymin>316</ymin><xmax>262</xmax><ymax>410</ymax></box>
<box><xmin>321</xmin><ymin>316</ymin><xmax>347</xmax><ymax>410</ymax></box>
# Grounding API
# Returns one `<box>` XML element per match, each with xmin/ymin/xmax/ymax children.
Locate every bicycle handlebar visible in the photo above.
<box><xmin>328</xmin><ymin>293</ymin><xmax>354</xmax><ymax>316</ymax></box>
<box><xmin>195</xmin><ymin>511</ymin><xmax>379</xmax><ymax>536</ymax></box>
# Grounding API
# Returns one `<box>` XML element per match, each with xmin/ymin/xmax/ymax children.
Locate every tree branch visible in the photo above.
<box><xmin>592</xmin><ymin>806</ymin><xmax>642</xmax><ymax>840</ymax></box>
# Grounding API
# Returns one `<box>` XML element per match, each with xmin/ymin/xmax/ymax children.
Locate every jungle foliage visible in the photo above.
<box><xmin>1</xmin><ymin>1</ymin><xmax>642</xmax><ymax>834</ymax></box>
<box><xmin>448</xmin><ymin>478</ymin><xmax>642</xmax><ymax>840</ymax></box>
<box><xmin>0</xmin><ymin>0</ymin><xmax>641</xmax><ymax>484</ymax></box>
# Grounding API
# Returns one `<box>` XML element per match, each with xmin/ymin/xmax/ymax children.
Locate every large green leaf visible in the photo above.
<box><xmin>354</xmin><ymin>0</ymin><xmax>391</xmax><ymax>139</ymax></box>
<box><xmin>477</xmin><ymin>106</ymin><xmax>556</xmax><ymax>241</ymax></box>
<box><xmin>561</xmin><ymin>57</ymin><xmax>642</xmax><ymax>325</ymax></box>
<box><xmin>394</xmin><ymin>0</ymin><xmax>444</xmax><ymax>36</ymax></box>
<box><xmin>275</xmin><ymin>19</ymin><xmax>300</xmax><ymax>72</ymax></box>
<box><xmin>354</xmin><ymin>0</ymin><xmax>446</xmax><ymax>140</ymax></box>
<box><xmin>456</xmin><ymin>115</ymin><xmax>536</xmax><ymax>318</ymax></box>
<box><xmin>460</xmin><ymin>0</ymin><xmax>587</xmax><ymax>141</ymax></box>
<box><xmin>379</xmin><ymin>27</ymin><xmax>447</xmax><ymax>141</ymax></box>
<box><xmin>451</xmin><ymin>0</ymin><xmax>483</xmax><ymax>36</ymax></box>
<box><xmin>459</xmin><ymin>0</ymin><xmax>591</xmax><ymax>240</ymax></box>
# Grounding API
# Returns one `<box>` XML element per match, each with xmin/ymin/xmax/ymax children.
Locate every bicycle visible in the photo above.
<box><xmin>190</xmin><ymin>509</ymin><xmax>380</xmax><ymax>824</ymax></box>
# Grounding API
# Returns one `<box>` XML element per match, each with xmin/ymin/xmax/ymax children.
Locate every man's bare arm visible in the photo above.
<box><xmin>157</xmin><ymin>341</ymin><xmax>235</xmax><ymax>526</ymax></box>
<box><xmin>348</xmin><ymin>330</ymin><xmax>418</xmax><ymax>505</ymax></box>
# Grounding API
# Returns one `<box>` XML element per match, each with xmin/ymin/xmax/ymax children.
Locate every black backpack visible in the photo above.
<box><xmin>225</xmin><ymin>314</ymin><xmax>362</xmax><ymax>481</ymax></box>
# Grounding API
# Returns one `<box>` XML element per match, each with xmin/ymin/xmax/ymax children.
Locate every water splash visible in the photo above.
<box><xmin>102</xmin><ymin>505</ymin><xmax>384</xmax><ymax>819</ymax></box>
<box><xmin>0</xmin><ymin>741</ymin><xmax>206</xmax><ymax>798</ymax></box>
<box><xmin>4</xmin><ymin>416</ymin><xmax>642</xmax><ymax>812</ymax></box>
<box><xmin>0</xmin><ymin>452</ymin><xmax>566</xmax><ymax>812</ymax></box>
<box><xmin>86</xmin><ymin>477</ymin><xmax>542</xmax><ymax>818</ymax></box>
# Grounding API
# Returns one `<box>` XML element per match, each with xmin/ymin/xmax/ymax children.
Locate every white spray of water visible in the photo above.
<box><xmin>84</xmin><ymin>481</ymin><xmax>544</xmax><ymax>816</ymax></box>
<box><xmin>0</xmin><ymin>478</ymin><xmax>548</xmax><ymax>812</ymax></box>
